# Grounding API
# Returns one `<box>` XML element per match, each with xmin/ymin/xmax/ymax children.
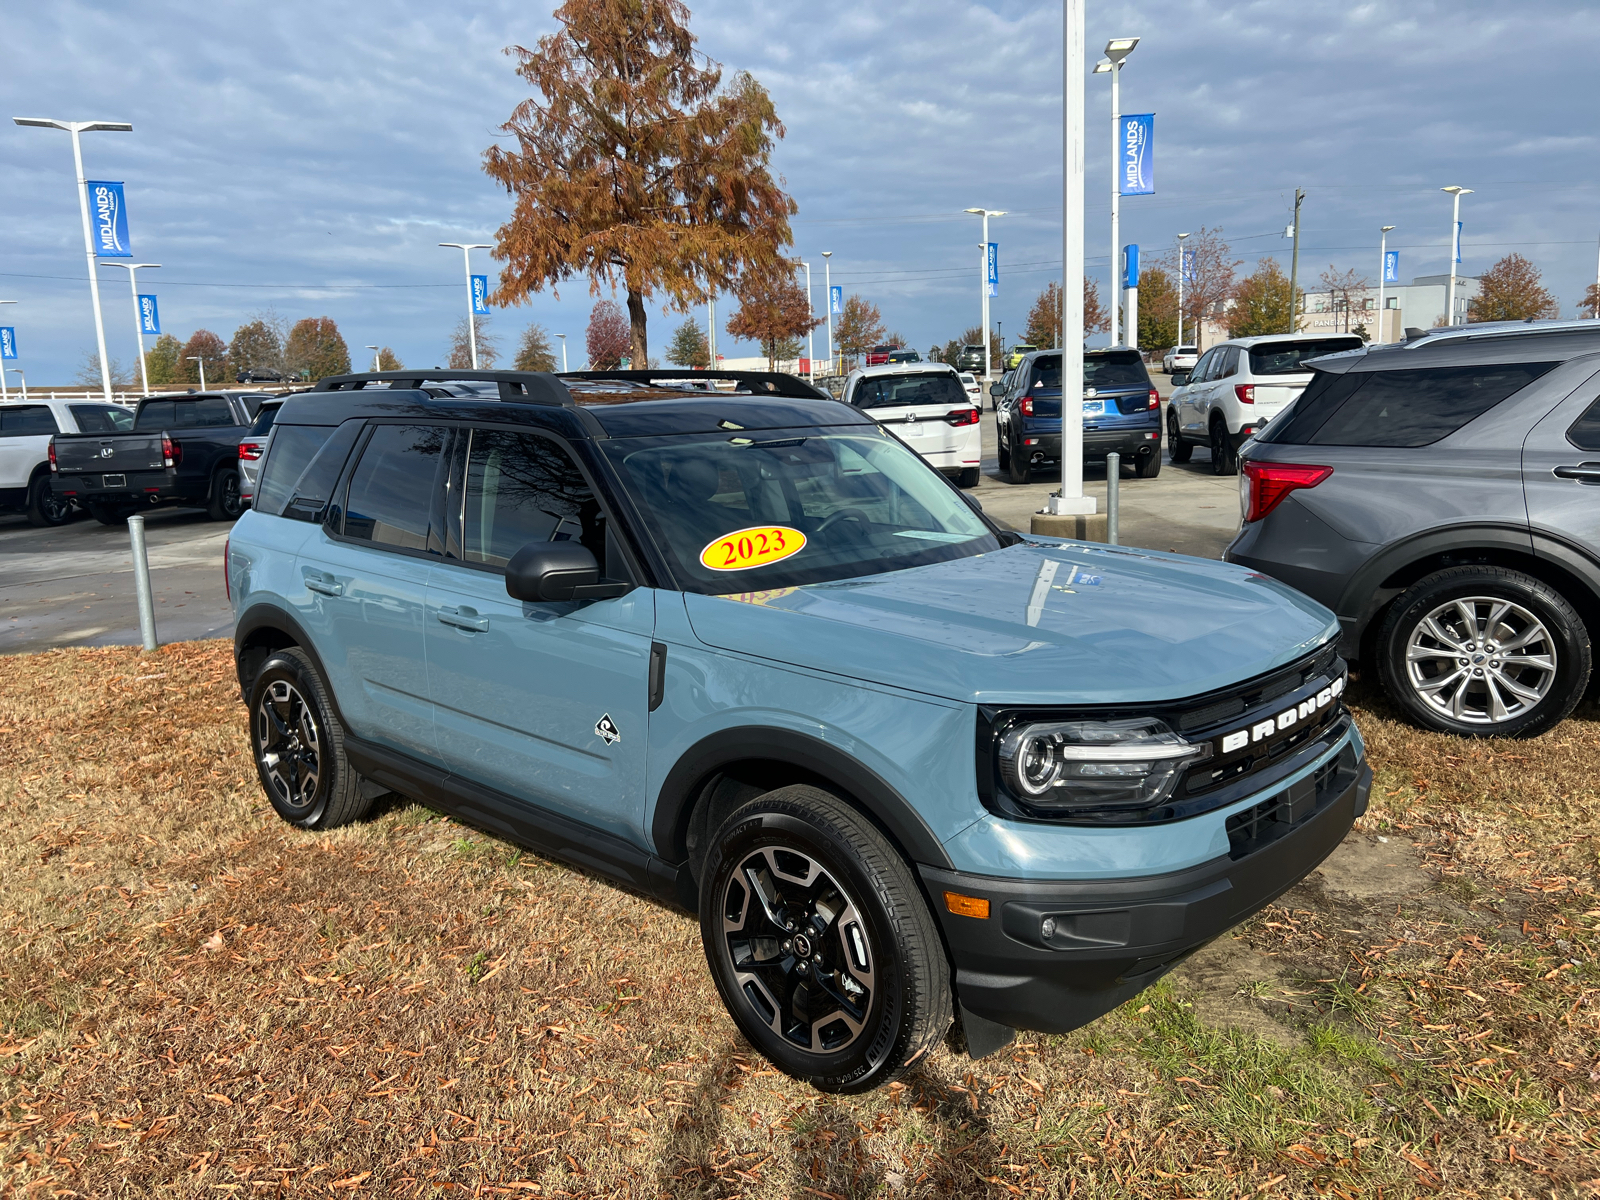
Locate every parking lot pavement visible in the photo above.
<box><xmin>0</xmin><ymin>508</ymin><xmax>234</xmax><ymax>656</ymax></box>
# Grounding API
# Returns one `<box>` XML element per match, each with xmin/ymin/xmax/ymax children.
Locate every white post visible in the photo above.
<box><xmin>188</xmin><ymin>356</ymin><xmax>206</xmax><ymax>390</ymax></box>
<box><xmin>0</xmin><ymin>300</ymin><xmax>13</xmax><ymax>401</ymax></box>
<box><xmin>9</xmin><ymin>369</ymin><xmax>25</xmax><ymax>400</ymax></box>
<box><xmin>367</xmin><ymin>344</ymin><xmax>381</xmax><ymax>371</ymax></box>
<box><xmin>1108</xmin><ymin>60</ymin><xmax>1119</xmax><ymax>347</ymax></box>
<box><xmin>802</xmin><ymin>260</ymin><xmax>814</xmax><ymax>381</ymax></box>
<box><xmin>68</xmin><ymin>127</ymin><xmax>115</xmax><ymax>402</ymax></box>
<box><xmin>822</xmin><ymin>253</ymin><xmax>834</xmax><ymax>373</ymax></box>
<box><xmin>981</xmin><ymin>212</ymin><xmax>991</xmax><ymax>387</ymax></box>
<box><xmin>708</xmin><ymin>295</ymin><xmax>717</xmax><ymax>368</ymax></box>
<box><xmin>130</xmin><ymin>267</ymin><xmax>149</xmax><ymax>393</ymax></box>
<box><xmin>1049</xmin><ymin>0</ymin><xmax>1093</xmax><ymax>517</ymax></box>
<box><xmin>557</xmin><ymin>333</ymin><xmax>568</xmax><ymax>372</ymax></box>
<box><xmin>1125</xmin><ymin>281</ymin><xmax>1138</xmax><ymax>349</ymax></box>
<box><xmin>1442</xmin><ymin>187</ymin><xmax>1471</xmax><ymax>328</ymax></box>
<box><xmin>1377</xmin><ymin>227</ymin><xmax>1393</xmax><ymax>344</ymax></box>
<box><xmin>1176</xmin><ymin>233</ymin><xmax>1189</xmax><ymax>353</ymax></box>
<box><xmin>463</xmin><ymin>246</ymin><xmax>477</xmax><ymax>368</ymax></box>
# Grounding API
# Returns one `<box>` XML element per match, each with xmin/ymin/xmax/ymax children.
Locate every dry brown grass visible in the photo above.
<box><xmin>1</xmin><ymin>642</ymin><xmax>1597</xmax><ymax>1198</ymax></box>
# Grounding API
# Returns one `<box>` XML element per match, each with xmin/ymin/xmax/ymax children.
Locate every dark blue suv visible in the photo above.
<box><xmin>996</xmin><ymin>348</ymin><xmax>1163</xmax><ymax>483</ymax></box>
<box><xmin>229</xmin><ymin>368</ymin><xmax>1369</xmax><ymax>1093</ymax></box>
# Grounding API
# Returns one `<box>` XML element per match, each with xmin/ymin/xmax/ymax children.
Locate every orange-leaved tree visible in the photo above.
<box><xmin>832</xmin><ymin>295</ymin><xmax>885</xmax><ymax>363</ymax></box>
<box><xmin>725</xmin><ymin>273</ymin><xmax>819</xmax><ymax>370</ymax></box>
<box><xmin>586</xmin><ymin>300</ymin><xmax>631</xmax><ymax>369</ymax></box>
<box><xmin>1468</xmin><ymin>253</ymin><xmax>1559</xmax><ymax>322</ymax></box>
<box><xmin>483</xmin><ymin>0</ymin><xmax>797</xmax><ymax>369</ymax></box>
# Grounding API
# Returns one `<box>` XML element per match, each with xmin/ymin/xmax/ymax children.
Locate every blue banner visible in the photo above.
<box><xmin>138</xmin><ymin>294</ymin><xmax>160</xmax><ymax>335</ymax></box>
<box><xmin>829</xmin><ymin>285</ymin><xmax>842</xmax><ymax>316</ymax></box>
<box><xmin>1122</xmin><ymin>244</ymin><xmax>1140</xmax><ymax>290</ymax></box>
<box><xmin>0</xmin><ymin>328</ymin><xmax>14</xmax><ymax>361</ymax></box>
<box><xmin>1119</xmin><ymin>114</ymin><xmax>1154</xmax><ymax>196</ymax></box>
<box><xmin>470</xmin><ymin>274</ymin><xmax>490</xmax><ymax>314</ymax></box>
<box><xmin>985</xmin><ymin>242</ymin><xmax>998</xmax><ymax>297</ymax></box>
<box><xmin>86</xmin><ymin>180</ymin><xmax>131</xmax><ymax>257</ymax></box>
<box><xmin>1452</xmin><ymin>222</ymin><xmax>1463</xmax><ymax>265</ymax></box>
<box><xmin>1181</xmin><ymin>248</ymin><xmax>1195</xmax><ymax>284</ymax></box>
<box><xmin>1383</xmin><ymin>251</ymin><xmax>1400</xmax><ymax>285</ymax></box>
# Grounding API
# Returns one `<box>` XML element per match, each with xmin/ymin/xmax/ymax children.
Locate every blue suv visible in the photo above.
<box><xmin>995</xmin><ymin>347</ymin><xmax>1164</xmax><ymax>483</ymax></box>
<box><xmin>229</xmin><ymin>368</ymin><xmax>1370</xmax><ymax>1093</ymax></box>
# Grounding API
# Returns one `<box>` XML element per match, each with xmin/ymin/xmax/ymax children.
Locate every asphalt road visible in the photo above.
<box><xmin>0</xmin><ymin>373</ymin><xmax>1240</xmax><ymax>655</ymax></box>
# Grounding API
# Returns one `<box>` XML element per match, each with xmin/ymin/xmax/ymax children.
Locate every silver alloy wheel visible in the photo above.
<box><xmin>1404</xmin><ymin>595</ymin><xmax>1557</xmax><ymax>724</ymax></box>
<box><xmin>254</xmin><ymin>679</ymin><xmax>322</xmax><ymax>809</ymax></box>
<box><xmin>721</xmin><ymin>845</ymin><xmax>875</xmax><ymax>1055</ymax></box>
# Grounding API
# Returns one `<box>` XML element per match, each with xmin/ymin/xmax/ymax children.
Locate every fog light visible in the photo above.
<box><xmin>1040</xmin><ymin>917</ymin><xmax>1057</xmax><ymax>940</ymax></box>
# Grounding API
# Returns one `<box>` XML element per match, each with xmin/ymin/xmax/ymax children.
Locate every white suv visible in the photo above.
<box><xmin>1168</xmin><ymin>334</ymin><xmax>1364</xmax><ymax>474</ymax></box>
<box><xmin>840</xmin><ymin>362</ymin><xmax>982</xmax><ymax>486</ymax></box>
<box><xmin>1162</xmin><ymin>345</ymin><xmax>1198</xmax><ymax>374</ymax></box>
<box><xmin>0</xmin><ymin>398</ymin><xmax>134</xmax><ymax>525</ymax></box>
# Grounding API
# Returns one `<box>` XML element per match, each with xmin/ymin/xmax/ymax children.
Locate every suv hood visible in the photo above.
<box><xmin>682</xmin><ymin>541</ymin><xmax>1337</xmax><ymax>705</ymax></box>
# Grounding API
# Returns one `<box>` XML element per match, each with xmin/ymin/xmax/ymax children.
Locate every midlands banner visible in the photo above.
<box><xmin>1453</xmin><ymin>222</ymin><xmax>1463</xmax><ymax>265</ymax></box>
<box><xmin>139</xmin><ymin>294</ymin><xmax>160</xmax><ymax>335</ymax></box>
<box><xmin>986</xmin><ymin>242</ymin><xmax>999</xmax><ymax>297</ymax></box>
<box><xmin>1383</xmin><ymin>251</ymin><xmax>1400</xmax><ymax>285</ymax></box>
<box><xmin>471</xmin><ymin>275</ymin><xmax>490</xmax><ymax>315</ymax></box>
<box><xmin>1119</xmin><ymin>115</ymin><xmax>1154</xmax><ymax>196</ymax></box>
<box><xmin>1181</xmin><ymin>248</ymin><xmax>1196</xmax><ymax>284</ymax></box>
<box><xmin>86</xmin><ymin>181</ymin><xmax>131</xmax><ymax>257</ymax></box>
<box><xmin>829</xmin><ymin>285</ymin><xmax>842</xmax><ymax>316</ymax></box>
<box><xmin>1123</xmin><ymin>244</ymin><xmax>1140</xmax><ymax>290</ymax></box>
<box><xmin>0</xmin><ymin>328</ymin><xmax>15</xmax><ymax>360</ymax></box>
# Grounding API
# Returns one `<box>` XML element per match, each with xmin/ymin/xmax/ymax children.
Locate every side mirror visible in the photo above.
<box><xmin>988</xmin><ymin>382</ymin><xmax>1005</xmax><ymax>397</ymax></box>
<box><xmin>505</xmin><ymin>542</ymin><xmax>630</xmax><ymax>602</ymax></box>
<box><xmin>1170</xmin><ymin>371</ymin><xmax>1190</xmax><ymax>387</ymax></box>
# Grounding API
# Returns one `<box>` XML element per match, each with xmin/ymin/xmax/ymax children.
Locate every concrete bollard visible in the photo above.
<box><xmin>127</xmin><ymin>513</ymin><xmax>159</xmax><ymax>652</ymax></box>
<box><xmin>1106</xmin><ymin>452</ymin><xmax>1120</xmax><ymax>546</ymax></box>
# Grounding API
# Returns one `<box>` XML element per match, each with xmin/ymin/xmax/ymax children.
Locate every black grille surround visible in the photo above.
<box><xmin>1225</xmin><ymin>743</ymin><xmax>1361</xmax><ymax>860</ymax></box>
<box><xmin>975</xmin><ymin>644</ymin><xmax>1351</xmax><ymax>827</ymax></box>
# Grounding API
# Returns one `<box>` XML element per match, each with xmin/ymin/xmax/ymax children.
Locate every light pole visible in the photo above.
<box><xmin>964</xmin><ymin>208</ymin><xmax>1007</xmax><ymax>392</ymax></box>
<box><xmin>707</xmin><ymin>295</ymin><xmax>717</xmax><ymax>370</ymax></box>
<box><xmin>439</xmin><ymin>242</ymin><xmax>492</xmax><ymax>368</ymax></box>
<box><xmin>0</xmin><ymin>300</ymin><xmax>14</xmax><ymax>401</ymax></box>
<box><xmin>800</xmin><ymin>260</ymin><xmax>814</xmax><ymax>381</ymax></box>
<box><xmin>1094</xmin><ymin>37</ymin><xmax>1138</xmax><ymax>346</ymax></box>
<box><xmin>187</xmin><ymin>356</ymin><xmax>208</xmax><ymax>391</ymax></box>
<box><xmin>14</xmin><ymin>118</ymin><xmax>134</xmax><ymax>402</ymax></box>
<box><xmin>556</xmin><ymin>333</ymin><xmax>568</xmax><ymax>372</ymax></box>
<box><xmin>1046</xmin><ymin>0</ymin><xmax>1093</xmax><ymax>518</ymax></box>
<box><xmin>1441</xmin><ymin>186</ymin><xmax>1472</xmax><ymax>327</ymax></box>
<box><xmin>101</xmin><ymin>262</ymin><xmax>159</xmax><ymax>395</ymax></box>
<box><xmin>822</xmin><ymin>252</ymin><xmax>834</xmax><ymax>374</ymax></box>
<box><xmin>1175</xmin><ymin>232</ymin><xmax>1190</xmax><ymax>350</ymax></box>
<box><xmin>1376</xmin><ymin>226</ymin><xmax>1395</xmax><ymax>343</ymax></box>
<box><xmin>366</xmin><ymin>344</ymin><xmax>381</xmax><ymax>371</ymax></box>
<box><xmin>7</xmin><ymin>369</ymin><xmax>26</xmax><ymax>400</ymax></box>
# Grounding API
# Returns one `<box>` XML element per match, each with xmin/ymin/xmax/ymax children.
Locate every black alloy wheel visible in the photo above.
<box><xmin>208</xmin><ymin>467</ymin><xmax>243</xmax><ymax>520</ymax></box>
<box><xmin>248</xmin><ymin>648</ymin><xmax>374</xmax><ymax>828</ymax></box>
<box><xmin>700</xmin><ymin>785</ymin><xmax>951</xmax><ymax>1093</ymax></box>
<box><xmin>1167</xmin><ymin>410</ymin><xmax>1192</xmax><ymax>463</ymax></box>
<box><xmin>26</xmin><ymin>474</ymin><xmax>74</xmax><ymax>527</ymax></box>
<box><xmin>1209</xmin><ymin>420</ymin><xmax>1238</xmax><ymax>475</ymax></box>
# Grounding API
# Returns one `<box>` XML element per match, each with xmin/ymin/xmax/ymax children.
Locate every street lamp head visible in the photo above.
<box><xmin>822</xmin><ymin>250</ymin><xmax>832</xmax><ymax>259</ymax></box>
<box><xmin>1177</xmin><ymin>231</ymin><xmax>1191</xmax><ymax>240</ymax></box>
<box><xmin>14</xmin><ymin>118</ymin><xmax>132</xmax><ymax>133</ymax></box>
<box><xmin>439</xmin><ymin>242</ymin><xmax>493</xmax><ymax>250</ymax></box>
<box><xmin>103</xmin><ymin>261</ymin><xmax>160</xmax><ymax>271</ymax></box>
<box><xmin>1104</xmin><ymin>37</ymin><xmax>1139</xmax><ymax>63</ymax></box>
<box><xmin>1441</xmin><ymin>186</ymin><xmax>1473</xmax><ymax>196</ymax></box>
<box><xmin>1093</xmin><ymin>59</ymin><xmax>1113</xmax><ymax>74</ymax></box>
<box><xmin>1381</xmin><ymin>225</ymin><xmax>1396</xmax><ymax>233</ymax></box>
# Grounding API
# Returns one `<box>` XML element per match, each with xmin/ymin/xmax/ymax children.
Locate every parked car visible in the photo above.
<box><xmin>230</xmin><ymin>367</ymin><xmax>1368</xmax><ymax>1093</ymax></box>
<box><xmin>1228</xmin><ymin>320</ymin><xmax>1600</xmax><ymax>738</ymax></box>
<box><xmin>865</xmin><ymin>344</ymin><xmax>900</xmax><ymax>367</ymax></box>
<box><xmin>0</xmin><ymin>399</ymin><xmax>134</xmax><ymax>526</ymax></box>
<box><xmin>237</xmin><ymin>367</ymin><xmax>284</xmax><ymax>384</ymax></box>
<box><xmin>841</xmin><ymin>362</ymin><xmax>981</xmax><ymax>486</ymax></box>
<box><xmin>885</xmin><ymin>349</ymin><xmax>920</xmax><ymax>364</ymax></box>
<box><xmin>1004</xmin><ymin>343</ymin><xmax>1038</xmax><ymax>370</ymax></box>
<box><xmin>1169</xmin><ymin>334</ymin><xmax>1364</xmax><ymax>475</ymax></box>
<box><xmin>956</xmin><ymin>344</ymin><xmax>987</xmax><ymax>374</ymax></box>
<box><xmin>995</xmin><ymin>348</ymin><xmax>1162</xmax><ymax>483</ymax></box>
<box><xmin>1162</xmin><ymin>345</ymin><xmax>1199</xmax><ymax>374</ymax></box>
<box><xmin>49</xmin><ymin>391</ymin><xmax>269</xmax><ymax>523</ymax></box>
<box><xmin>238</xmin><ymin>398</ymin><xmax>284</xmax><ymax>506</ymax></box>
<box><xmin>958</xmin><ymin>371</ymin><xmax>981</xmax><ymax>403</ymax></box>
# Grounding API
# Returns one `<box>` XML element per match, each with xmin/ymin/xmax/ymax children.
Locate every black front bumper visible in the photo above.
<box><xmin>921</xmin><ymin>743</ymin><xmax>1371</xmax><ymax>1035</ymax></box>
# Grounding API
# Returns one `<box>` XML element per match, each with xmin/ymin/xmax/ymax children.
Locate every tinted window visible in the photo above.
<box><xmin>1568</xmin><ymin>396</ymin><xmax>1600</xmax><ymax>451</ymax></box>
<box><xmin>1248</xmin><ymin>338</ymin><xmax>1363</xmax><ymax>376</ymax></box>
<box><xmin>249</xmin><ymin>404</ymin><xmax>281</xmax><ymax>436</ymax></box>
<box><xmin>173</xmin><ymin>397</ymin><xmax>237</xmax><ymax>428</ymax></box>
<box><xmin>69</xmin><ymin>404</ymin><xmax>133</xmax><ymax>433</ymax></box>
<box><xmin>1189</xmin><ymin>350</ymin><xmax>1216</xmax><ymax>383</ymax></box>
<box><xmin>134</xmin><ymin>400</ymin><xmax>176</xmax><ymax>430</ymax></box>
<box><xmin>0</xmin><ymin>405</ymin><xmax>59</xmax><ymax>436</ymax></box>
<box><xmin>853</xmin><ymin>372</ymin><xmax>967</xmax><ymax>409</ymax></box>
<box><xmin>341</xmin><ymin>425</ymin><xmax>448</xmax><ymax>552</ymax></box>
<box><xmin>459</xmin><ymin>430</ymin><xmax>601</xmax><ymax>568</ymax></box>
<box><xmin>1265</xmin><ymin>363</ymin><xmax>1559</xmax><ymax>448</ymax></box>
<box><xmin>1085</xmin><ymin>350</ymin><xmax>1150</xmax><ymax>389</ymax></box>
<box><xmin>255</xmin><ymin>424</ymin><xmax>337</xmax><ymax>517</ymax></box>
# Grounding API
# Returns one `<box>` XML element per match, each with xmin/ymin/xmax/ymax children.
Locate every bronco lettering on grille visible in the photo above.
<box><xmin>1218</xmin><ymin>674</ymin><xmax>1345</xmax><ymax>755</ymax></box>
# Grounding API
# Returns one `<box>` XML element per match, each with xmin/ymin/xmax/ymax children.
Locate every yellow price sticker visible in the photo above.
<box><xmin>699</xmin><ymin>526</ymin><xmax>807</xmax><ymax>572</ymax></box>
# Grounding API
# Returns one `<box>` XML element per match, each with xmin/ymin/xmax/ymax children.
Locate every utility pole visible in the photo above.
<box><xmin>1377</xmin><ymin>226</ymin><xmax>1395</xmax><ymax>343</ymax></box>
<box><xmin>439</xmin><ymin>242</ymin><xmax>491</xmax><ymax>368</ymax></box>
<box><xmin>1442</xmin><ymin>187</ymin><xmax>1472</xmax><ymax>327</ymax></box>
<box><xmin>1286</xmin><ymin>189</ymin><xmax>1305</xmax><ymax>334</ymax></box>
<box><xmin>822</xmin><ymin>252</ymin><xmax>834</xmax><ymax>373</ymax></box>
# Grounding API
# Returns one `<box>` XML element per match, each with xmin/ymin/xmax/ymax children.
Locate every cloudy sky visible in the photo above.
<box><xmin>3</xmin><ymin>0</ymin><xmax>1599</xmax><ymax>383</ymax></box>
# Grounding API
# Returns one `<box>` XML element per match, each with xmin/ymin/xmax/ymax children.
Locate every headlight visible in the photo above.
<box><xmin>996</xmin><ymin>718</ymin><xmax>1207</xmax><ymax>813</ymax></box>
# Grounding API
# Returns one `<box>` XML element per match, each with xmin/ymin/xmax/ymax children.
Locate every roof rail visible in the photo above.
<box><xmin>562</xmin><ymin>368</ymin><xmax>832</xmax><ymax>401</ymax></box>
<box><xmin>311</xmin><ymin>369</ymin><xmax>574</xmax><ymax>407</ymax></box>
<box><xmin>1401</xmin><ymin>319</ymin><xmax>1600</xmax><ymax>349</ymax></box>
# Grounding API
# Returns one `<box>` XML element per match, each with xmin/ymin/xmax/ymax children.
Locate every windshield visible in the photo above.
<box><xmin>852</xmin><ymin>371</ymin><xmax>968</xmax><ymax>409</ymax></box>
<box><xmin>1248</xmin><ymin>338</ymin><xmax>1362</xmax><ymax>375</ymax></box>
<box><xmin>603</xmin><ymin>428</ymin><xmax>998</xmax><ymax>594</ymax></box>
<box><xmin>1027</xmin><ymin>351</ymin><xmax>1149</xmax><ymax>391</ymax></box>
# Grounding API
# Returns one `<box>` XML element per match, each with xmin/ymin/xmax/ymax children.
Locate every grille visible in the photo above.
<box><xmin>1225</xmin><ymin>751</ymin><xmax>1348</xmax><ymax>861</ymax></box>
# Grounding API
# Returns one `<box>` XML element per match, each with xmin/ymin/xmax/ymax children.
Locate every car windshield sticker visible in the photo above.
<box><xmin>594</xmin><ymin>714</ymin><xmax>621</xmax><ymax>745</ymax></box>
<box><xmin>699</xmin><ymin>526</ymin><xmax>807</xmax><ymax>572</ymax></box>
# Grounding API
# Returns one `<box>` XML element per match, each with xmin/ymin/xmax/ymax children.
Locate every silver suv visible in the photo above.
<box><xmin>1227</xmin><ymin>321</ymin><xmax>1600</xmax><ymax>737</ymax></box>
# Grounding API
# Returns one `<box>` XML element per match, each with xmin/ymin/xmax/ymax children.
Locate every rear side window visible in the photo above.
<box><xmin>459</xmin><ymin>429</ymin><xmax>602</xmax><ymax>568</ymax></box>
<box><xmin>255</xmin><ymin>424</ymin><xmax>336</xmax><ymax>517</ymax></box>
<box><xmin>69</xmin><ymin>404</ymin><xmax>134</xmax><ymax>433</ymax></box>
<box><xmin>1569</xmin><ymin>396</ymin><xmax>1600</xmax><ymax>451</ymax></box>
<box><xmin>1247</xmin><ymin>338</ymin><xmax>1362</xmax><ymax>376</ymax></box>
<box><xmin>0</xmin><ymin>405</ymin><xmax>59</xmax><ymax>436</ymax></box>
<box><xmin>1261</xmin><ymin>363</ymin><xmax>1559</xmax><ymax>448</ymax></box>
<box><xmin>249</xmin><ymin>404</ymin><xmax>281</xmax><ymax>436</ymax></box>
<box><xmin>852</xmin><ymin>373</ymin><xmax>966</xmax><ymax>409</ymax></box>
<box><xmin>340</xmin><ymin>424</ymin><xmax>448</xmax><ymax>554</ymax></box>
<box><xmin>173</xmin><ymin>397</ymin><xmax>237</xmax><ymax>428</ymax></box>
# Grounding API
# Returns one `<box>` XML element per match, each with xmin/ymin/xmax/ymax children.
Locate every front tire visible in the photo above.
<box><xmin>26</xmin><ymin>475</ymin><xmax>74</xmax><ymax>527</ymax></box>
<box><xmin>700</xmin><ymin>785</ymin><xmax>951</xmax><ymax>1094</ymax></box>
<box><xmin>1377</xmin><ymin>566</ymin><xmax>1591</xmax><ymax>738</ymax></box>
<box><xmin>1168</xmin><ymin>411</ymin><xmax>1192</xmax><ymax>463</ymax></box>
<box><xmin>207</xmin><ymin>466</ymin><xmax>243</xmax><ymax>521</ymax></box>
<box><xmin>248</xmin><ymin>648</ymin><xmax>373</xmax><ymax>828</ymax></box>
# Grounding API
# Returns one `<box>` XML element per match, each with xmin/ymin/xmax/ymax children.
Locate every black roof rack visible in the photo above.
<box><xmin>562</xmin><ymin>368</ymin><xmax>832</xmax><ymax>401</ymax></box>
<box><xmin>311</xmin><ymin>369</ymin><xmax>574</xmax><ymax>407</ymax></box>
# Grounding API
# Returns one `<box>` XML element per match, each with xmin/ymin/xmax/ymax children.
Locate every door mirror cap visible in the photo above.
<box><xmin>988</xmin><ymin>382</ymin><xmax>1005</xmax><ymax>397</ymax></box>
<box><xmin>505</xmin><ymin>541</ymin><xmax>631</xmax><ymax>602</ymax></box>
<box><xmin>1170</xmin><ymin>370</ymin><xmax>1191</xmax><ymax>387</ymax></box>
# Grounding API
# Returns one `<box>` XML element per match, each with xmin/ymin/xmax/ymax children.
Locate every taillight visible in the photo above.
<box><xmin>161</xmin><ymin>434</ymin><xmax>179</xmax><ymax>467</ymax></box>
<box><xmin>1020</xmin><ymin>397</ymin><xmax>1034</xmax><ymax>416</ymax></box>
<box><xmin>48</xmin><ymin>439</ymin><xmax>57</xmax><ymax>472</ymax></box>
<box><xmin>945</xmin><ymin>407</ymin><xmax>980</xmax><ymax>426</ymax></box>
<box><xmin>239</xmin><ymin>441</ymin><xmax>263</xmax><ymax>461</ymax></box>
<box><xmin>1235</xmin><ymin>385</ymin><xmax>1256</xmax><ymax>404</ymax></box>
<box><xmin>1147</xmin><ymin>388</ymin><xmax>1160</xmax><ymax>409</ymax></box>
<box><xmin>1241</xmin><ymin>460</ymin><xmax>1332</xmax><ymax>523</ymax></box>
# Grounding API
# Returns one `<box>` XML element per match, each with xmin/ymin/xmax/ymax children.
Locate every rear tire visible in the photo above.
<box><xmin>699</xmin><ymin>784</ymin><xmax>951</xmax><ymax>1094</ymax></box>
<box><xmin>207</xmin><ymin>466</ymin><xmax>243</xmax><ymax>521</ymax></box>
<box><xmin>26</xmin><ymin>474</ymin><xmax>74</xmax><ymax>527</ymax></box>
<box><xmin>997</xmin><ymin>443</ymin><xmax>1010</xmax><ymax>473</ymax></box>
<box><xmin>1007</xmin><ymin>443</ymin><xmax>1031</xmax><ymax>484</ymax></box>
<box><xmin>1167</xmin><ymin>412</ymin><xmax>1192</xmax><ymax>463</ymax></box>
<box><xmin>1210</xmin><ymin>420</ymin><xmax>1238</xmax><ymax>475</ymax></box>
<box><xmin>1377</xmin><ymin>566</ymin><xmax>1591</xmax><ymax>738</ymax></box>
<box><xmin>957</xmin><ymin>467</ymin><xmax>980</xmax><ymax>488</ymax></box>
<box><xmin>248</xmin><ymin>648</ymin><xmax>373</xmax><ymax>829</ymax></box>
<box><xmin>1135</xmin><ymin>448</ymin><xmax>1162</xmax><ymax>478</ymax></box>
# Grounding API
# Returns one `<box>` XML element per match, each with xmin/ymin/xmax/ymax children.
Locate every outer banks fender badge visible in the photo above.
<box><xmin>595</xmin><ymin>714</ymin><xmax>621</xmax><ymax>745</ymax></box>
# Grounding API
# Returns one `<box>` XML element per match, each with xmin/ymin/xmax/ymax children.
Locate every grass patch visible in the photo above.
<box><xmin>0</xmin><ymin>645</ymin><xmax>1596</xmax><ymax>1196</ymax></box>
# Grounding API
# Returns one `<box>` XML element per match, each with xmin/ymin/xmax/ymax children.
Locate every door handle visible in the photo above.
<box><xmin>436</xmin><ymin>606</ymin><xmax>489</xmax><ymax>632</ymax></box>
<box><xmin>1553</xmin><ymin>462</ymin><xmax>1600</xmax><ymax>485</ymax></box>
<box><xmin>304</xmin><ymin>575</ymin><xmax>343</xmax><ymax>596</ymax></box>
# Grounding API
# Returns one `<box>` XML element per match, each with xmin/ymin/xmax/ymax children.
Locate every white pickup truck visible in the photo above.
<box><xmin>0</xmin><ymin>398</ymin><xmax>135</xmax><ymax>526</ymax></box>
